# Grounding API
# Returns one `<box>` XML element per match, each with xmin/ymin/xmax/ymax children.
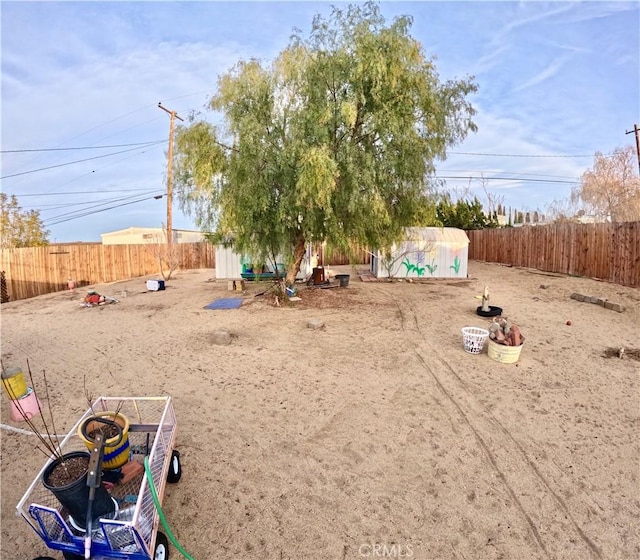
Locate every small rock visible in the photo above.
<box><xmin>539</xmin><ymin>284</ymin><xmax>548</xmax><ymax>289</ymax></box>
<box><xmin>566</xmin><ymin>320</ymin><xmax>572</xmax><ymax>326</ymax></box>
<box><xmin>570</xmin><ymin>293</ymin><xmax>585</xmax><ymax>301</ymax></box>
<box><xmin>307</xmin><ymin>318</ymin><xmax>325</xmax><ymax>330</ymax></box>
<box><xmin>211</xmin><ymin>330</ymin><xmax>232</xmax><ymax>345</ymax></box>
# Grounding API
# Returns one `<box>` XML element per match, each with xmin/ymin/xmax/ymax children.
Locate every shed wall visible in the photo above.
<box><xmin>214</xmin><ymin>246</ymin><xmax>243</xmax><ymax>279</ymax></box>
<box><xmin>214</xmin><ymin>244</ymin><xmax>313</xmax><ymax>280</ymax></box>
<box><xmin>372</xmin><ymin>228</ymin><xmax>469</xmax><ymax>278</ymax></box>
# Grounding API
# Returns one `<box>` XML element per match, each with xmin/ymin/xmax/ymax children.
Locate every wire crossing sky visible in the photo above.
<box><xmin>2</xmin><ymin>1</ymin><xmax>638</xmax><ymax>242</ymax></box>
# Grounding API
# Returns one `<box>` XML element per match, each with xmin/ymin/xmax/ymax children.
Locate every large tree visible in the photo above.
<box><xmin>174</xmin><ymin>2</ymin><xmax>477</xmax><ymax>284</ymax></box>
<box><xmin>0</xmin><ymin>193</ymin><xmax>49</xmax><ymax>248</ymax></box>
<box><xmin>572</xmin><ymin>145</ymin><xmax>640</xmax><ymax>222</ymax></box>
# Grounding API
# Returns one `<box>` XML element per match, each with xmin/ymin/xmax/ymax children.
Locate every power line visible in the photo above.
<box><xmin>448</xmin><ymin>151</ymin><xmax>606</xmax><ymax>158</ymax></box>
<box><xmin>43</xmin><ymin>191</ymin><xmax>164</xmax><ymax>222</ymax></box>
<box><xmin>435</xmin><ymin>175</ymin><xmax>578</xmax><ymax>185</ymax></box>
<box><xmin>0</xmin><ymin>142</ymin><xmax>166</xmax><ymax>180</ymax></box>
<box><xmin>2</xmin><ymin>91</ymin><xmax>206</xmax><ymax>182</ymax></box>
<box><xmin>1</xmin><ymin>140</ymin><xmax>166</xmax><ymax>153</ymax></box>
<box><xmin>42</xmin><ymin>142</ymin><xmax>165</xmax><ymax>196</ymax></box>
<box><xmin>441</xmin><ymin>169</ymin><xmax>580</xmax><ymax>180</ymax></box>
<box><xmin>35</xmin><ymin>199</ymin><xmax>152</xmax><ymax>211</ymax></box>
<box><xmin>47</xmin><ymin>91</ymin><xmax>207</xmax><ymax>147</ymax></box>
<box><xmin>9</xmin><ymin>188</ymin><xmax>164</xmax><ymax>197</ymax></box>
<box><xmin>44</xmin><ymin>193</ymin><xmax>165</xmax><ymax>227</ymax></box>
<box><xmin>36</xmin><ymin>190</ymin><xmax>162</xmax><ymax>213</ymax></box>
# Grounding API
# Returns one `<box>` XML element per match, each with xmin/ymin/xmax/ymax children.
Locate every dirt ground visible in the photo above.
<box><xmin>1</xmin><ymin>261</ymin><xmax>638</xmax><ymax>560</ymax></box>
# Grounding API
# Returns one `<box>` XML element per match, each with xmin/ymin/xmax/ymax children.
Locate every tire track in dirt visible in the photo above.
<box><xmin>384</xmin><ymin>288</ymin><xmax>603</xmax><ymax>560</ymax></box>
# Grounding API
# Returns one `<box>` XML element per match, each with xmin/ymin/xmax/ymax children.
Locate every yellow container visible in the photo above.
<box><xmin>78</xmin><ymin>411</ymin><xmax>131</xmax><ymax>470</ymax></box>
<box><xmin>487</xmin><ymin>339</ymin><xmax>524</xmax><ymax>364</ymax></box>
<box><xmin>2</xmin><ymin>366</ymin><xmax>28</xmax><ymax>400</ymax></box>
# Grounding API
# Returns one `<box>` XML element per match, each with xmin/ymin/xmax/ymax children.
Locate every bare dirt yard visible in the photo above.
<box><xmin>1</xmin><ymin>261</ymin><xmax>638</xmax><ymax>560</ymax></box>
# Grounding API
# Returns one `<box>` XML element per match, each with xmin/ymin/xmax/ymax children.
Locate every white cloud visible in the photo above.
<box><xmin>1</xmin><ymin>1</ymin><xmax>637</xmax><ymax>241</ymax></box>
<box><xmin>512</xmin><ymin>54</ymin><xmax>570</xmax><ymax>93</ymax></box>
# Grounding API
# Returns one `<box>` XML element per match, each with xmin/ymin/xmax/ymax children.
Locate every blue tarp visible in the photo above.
<box><xmin>204</xmin><ymin>298</ymin><xmax>244</xmax><ymax>310</ymax></box>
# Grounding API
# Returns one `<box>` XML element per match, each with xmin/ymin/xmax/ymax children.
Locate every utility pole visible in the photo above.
<box><xmin>625</xmin><ymin>123</ymin><xmax>640</xmax><ymax>176</ymax></box>
<box><xmin>158</xmin><ymin>102</ymin><xmax>184</xmax><ymax>244</ymax></box>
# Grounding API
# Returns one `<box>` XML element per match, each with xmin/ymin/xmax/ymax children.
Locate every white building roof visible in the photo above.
<box><xmin>404</xmin><ymin>227</ymin><xmax>469</xmax><ymax>245</ymax></box>
<box><xmin>101</xmin><ymin>227</ymin><xmax>202</xmax><ymax>237</ymax></box>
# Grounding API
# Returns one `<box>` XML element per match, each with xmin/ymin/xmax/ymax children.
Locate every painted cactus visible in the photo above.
<box><xmin>450</xmin><ymin>256</ymin><xmax>461</xmax><ymax>275</ymax></box>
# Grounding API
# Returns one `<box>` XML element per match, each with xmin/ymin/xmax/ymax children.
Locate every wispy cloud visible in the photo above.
<box><xmin>512</xmin><ymin>54</ymin><xmax>570</xmax><ymax>93</ymax></box>
<box><xmin>1</xmin><ymin>1</ymin><xmax>637</xmax><ymax>241</ymax></box>
<box><xmin>474</xmin><ymin>3</ymin><xmax>576</xmax><ymax>75</ymax></box>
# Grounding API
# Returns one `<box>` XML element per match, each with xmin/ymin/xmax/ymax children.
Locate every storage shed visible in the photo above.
<box><xmin>215</xmin><ymin>242</ymin><xmax>313</xmax><ymax>281</ymax></box>
<box><xmin>370</xmin><ymin>227</ymin><xmax>469</xmax><ymax>279</ymax></box>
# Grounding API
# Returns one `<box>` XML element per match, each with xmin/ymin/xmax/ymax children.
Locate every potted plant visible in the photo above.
<box><xmin>41</xmin><ymin>450</ymin><xmax>115</xmax><ymax>530</ymax></box>
<box><xmin>6</xmin><ymin>362</ymin><xmax>119</xmax><ymax>530</ymax></box>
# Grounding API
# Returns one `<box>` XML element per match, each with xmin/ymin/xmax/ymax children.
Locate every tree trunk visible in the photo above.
<box><xmin>286</xmin><ymin>237</ymin><xmax>307</xmax><ymax>285</ymax></box>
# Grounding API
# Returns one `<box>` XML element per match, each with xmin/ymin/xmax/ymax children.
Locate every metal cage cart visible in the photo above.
<box><xmin>17</xmin><ymin>396</ymin><xmax>182</xmax><ymax>560</ymax></box>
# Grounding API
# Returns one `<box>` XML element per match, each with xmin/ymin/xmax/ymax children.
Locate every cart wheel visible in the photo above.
<box><xmin>154</xmin><ymin>531</ymin><xmax>170</xmax><ymax>560</ymax></box>
<box><xmin>167</xmin><ymin>449</ymin><xmax>182</xmax><ymax>483</ymax></box>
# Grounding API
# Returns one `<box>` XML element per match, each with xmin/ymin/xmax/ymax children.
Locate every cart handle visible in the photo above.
<box><xmin>80</xmin><ymin>416</ymin><xmax>124</xmax><ymax>447</ymax></box>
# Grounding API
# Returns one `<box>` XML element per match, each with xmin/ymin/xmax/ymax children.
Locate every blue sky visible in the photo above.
<box><xmin>1</xmin><ymin>1</ymin><xmax>638</xmax><ymax>242</ymax></box>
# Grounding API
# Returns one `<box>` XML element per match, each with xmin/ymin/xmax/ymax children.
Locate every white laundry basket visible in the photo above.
<box><xmin>461</xmin><ymin>327</ymin><xmax>490</xmax><ymax>354</ymax></box>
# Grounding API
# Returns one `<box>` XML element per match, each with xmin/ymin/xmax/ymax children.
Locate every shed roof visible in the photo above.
<box><xmin>404</xmin><ymin>227</ymin><xmax>469</xmax><ymax>244</ymax></box>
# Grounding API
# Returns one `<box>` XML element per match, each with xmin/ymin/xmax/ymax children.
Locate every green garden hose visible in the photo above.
<box><xmin>143</xmin><ymin>456</ymin><xmax>195</xmax><ymax>560</ymax></box>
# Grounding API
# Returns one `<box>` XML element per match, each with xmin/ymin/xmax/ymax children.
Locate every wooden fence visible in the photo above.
<box><xmin>0</xmin><ymin>241</ymin><xmax>371</xmax><ymax>302</ymax></box>
<box><xmin>467</xmin><ymin>222</ymin><xmax>640</xmax><ymax>287</ymax></box>
<box><xmin>3</xmin><ymin>225</ymin><xmax>635</xmax><ymax>300</ymax></box>
<box><xmin>0</xmin><ymin>242</ymin><xmax>216</xmax><ymax>301</ymax></box>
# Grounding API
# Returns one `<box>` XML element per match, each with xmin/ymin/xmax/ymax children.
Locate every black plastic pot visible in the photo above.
<box><xmin>335</xmin><ymin>274</ymin><xmax>350</xmax><ymax>288</ymax></box>
<box><xmin>42</xmin><ymin>451</ymin><xmax>115</xmax><ymax>530</ymax></box>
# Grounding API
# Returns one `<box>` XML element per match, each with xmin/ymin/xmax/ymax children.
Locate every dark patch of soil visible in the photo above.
<box><xmin>602</xmin><ymin>347</ymin><xmax>640</xmax><ymax>361</ymax></box>
<box><xmin>249</xmin><ymin>283</ymin><xmax>362</xmax><ymax>310</ymax></box>
<box><xmin>443</xmin><ymin>280</ymin><xmax>474</xmax><ymax>287</ymax></box>
<box><xmin>88</xmin><ymin>423</ymin><xmax>120</xmax><ymax>440</ymax></box>
<box><xmin>45</xmin><ymin>455</ymin><xmax>88</xmax><ymax>487</ymax></box>
<box><xmin>293</xmin><ymin>285</ymin><xmax>359</xmax><ymax>309</ymax></box>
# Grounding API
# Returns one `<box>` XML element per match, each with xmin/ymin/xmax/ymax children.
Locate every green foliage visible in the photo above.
<box><xmin>174</xmin><ymin>2</ymin><xmax>477</xmax><ymax>282</ymax></box>
<box><xmin>0</xmin><ymin>194</ymin><xmax>49</xmax><ymax>248</ymax></box>
<box><xmin>435</xmin><ymin>194</ymin><xmax>498</xmax><ymax>230</ymax></box>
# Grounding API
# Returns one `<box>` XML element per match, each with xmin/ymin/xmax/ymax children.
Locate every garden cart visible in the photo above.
<box><xmin>17</xmin><ymin>396</ymin><xmax>182</xmax><ymax>560</ymax></box>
